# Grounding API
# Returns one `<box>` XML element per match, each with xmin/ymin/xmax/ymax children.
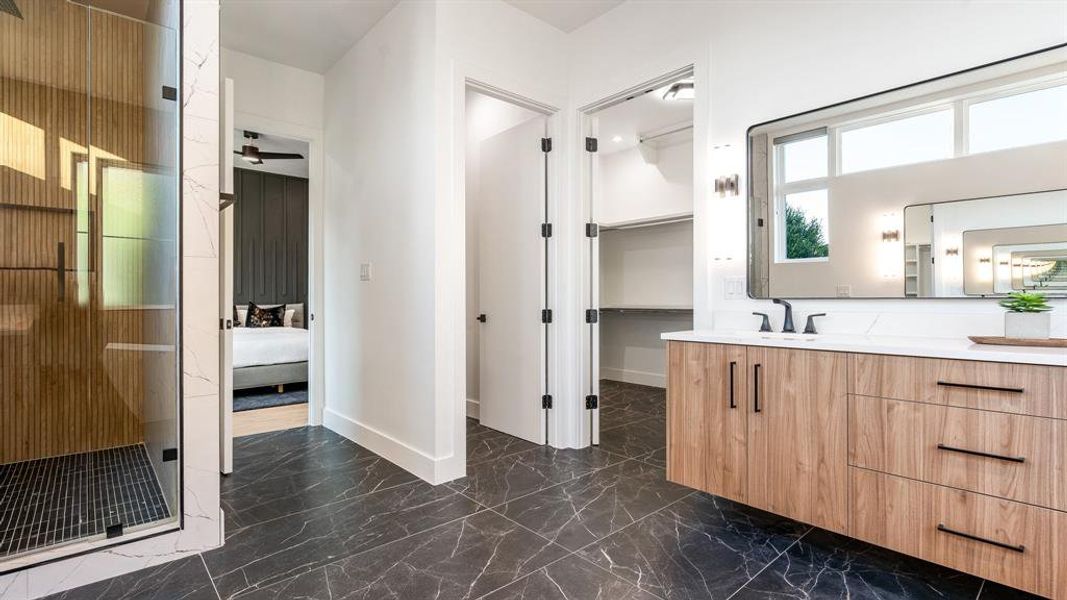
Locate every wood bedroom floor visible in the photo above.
<box><xmin>43</xmin><ymin>383</ymin><xmax>1036</xmax><ymax>600</ymax></box>
<box><xmin>233</xmin><ymin>404</ymin><xmax>308</xmax><ymax>437</ymax></box>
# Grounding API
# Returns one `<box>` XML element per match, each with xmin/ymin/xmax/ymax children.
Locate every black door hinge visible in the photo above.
<box><xmin>757</xmin><ymin>218</ymin><xmax>764</xmax><ymax>227</ymax></box>
<box><xmin>541</xmin><ymin>394</ymin><xmax>553</xmax><ymax>409</ymax></box>
<box><xmin>477</xmin><ymin>313</ymin><xmax>487</xmax><ymax>323</ymax></box>
<box><xmin>541</xmin><ymin>223</ymin><xmax>552</xmax><ymax>238</ymax></box>
<box><xmin>162</xmin><ymin>85</ymin><xmax>178</xmax><ymax>101</ymax></box>
<box><xmin>541</xmin><ymin>309</ymin><xmax>553</xmax><ymax>324</ymax></box>
<box><xmin>162</xmin><ymin>448</ymin><xmax>178</xmax><ymax>462</ymax></box>
<box><xmin>541</xmin><ymin>138</ymin><xmax>552</xmax><ymax>153</ymax></box>
<box><xmin>585</xmin><ymin>394</ymin><xmax>599</xmax><ymax>409</ymax></box>
<box><xmin>585</xmin><ymin>309</ymin><xmax>599</xmax><ymax>324</ymax></box>
<box><xmin>585</xmin><ymin>222</ymin><xmax>598</xmax><ymax>238</ymax></box>
<box><xmin>585</xmin><ymin>137</ymin><xmax>598</xmax><ymax>152</ymax></box>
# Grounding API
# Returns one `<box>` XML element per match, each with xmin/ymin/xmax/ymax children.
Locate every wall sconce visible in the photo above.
<box><xmin>945</xmin><ymin>248</ymin><xmax>959</xmax><ymax>256</ymax></box>
<box><xmin>714</xmin><ymin>174</ymin><xmax>739</xmax><ymax>197</ymax></box>
<box><xmin>881</xmin><ymin>230</ymin><xmax>900</xmax><ymax>242</ymax></box>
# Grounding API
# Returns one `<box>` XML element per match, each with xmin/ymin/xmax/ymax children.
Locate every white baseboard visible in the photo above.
<box><xmin>600</xmin><ymin>367</ymin><xmax>665</xmax><ymax>389</ymax></box>
<box><xmin>323</xmin><ymin>408</ymin><xmax>453</xmax><ymax>484</ymax></box>
<box><xmin>466</xmin><ymin>398</ymin><xmax>479</xmax><ymax>419</ymax></box>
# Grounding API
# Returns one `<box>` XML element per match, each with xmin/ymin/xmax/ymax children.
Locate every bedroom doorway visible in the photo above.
<box><xmin>465</xmin><ymin>85</ymin><xmax>554</xmax><ymax>446</ymax></box>
<box><xmin>220</xmin><ymin>124</ymin><xmax>314</xmax><ymax>461</ymax></box>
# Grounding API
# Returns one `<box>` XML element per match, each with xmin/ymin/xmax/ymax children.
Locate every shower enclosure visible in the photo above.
<box><xmin>0</xmin><ymin>0</ymin><xmax>181</xmax><ymax>563</ymax></box>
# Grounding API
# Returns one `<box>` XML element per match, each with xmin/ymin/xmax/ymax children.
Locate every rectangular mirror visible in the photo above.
<box><xmin>748</xmin><ymin>45</ymin><xmax>1067</xmax><ymax>299</ymax></box>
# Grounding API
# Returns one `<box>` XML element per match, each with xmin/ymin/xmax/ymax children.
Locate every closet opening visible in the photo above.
<box><xmin>464</xmin><ymin>84</ymin><xmax>554</xmax><ymax>449</ymax></box>
<box><xmin>582</xmin><ymin>68</ymin><xmax>696</xmax><ymax>447</ymax></box>
<box><xmin>220</xmin><ymin>128</ymin><xmax>313</xmax><ymax>455</ymax></box>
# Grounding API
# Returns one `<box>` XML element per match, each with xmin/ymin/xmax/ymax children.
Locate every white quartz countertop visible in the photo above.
<box><xmin>661</xmin><ymin>330</ymin><xmax>1066</xmax><ymax>367</ymax></box>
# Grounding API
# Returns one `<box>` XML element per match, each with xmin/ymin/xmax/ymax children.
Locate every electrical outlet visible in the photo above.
<box><xmin>836</xmin><ymin>285</ymin><xmax>851</xmax><ymax>298</ymax></box>
<box><xmin>360</xmin><ymin>263</ymin><xmax>372</xmax><ymax>281</ymax></box>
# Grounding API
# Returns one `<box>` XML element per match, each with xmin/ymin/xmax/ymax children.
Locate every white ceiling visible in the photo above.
<box><xmin>503</xmin><ymin>0</ymin><xmax>624</xmax><ymax>32</ymax></box>
<box><xmin>501</xmin><ymin>0</ymin><xmax>623</xmax><ymax>32</ymax></box>
<box><xmin>220</xmin><ymin>0</ymin><xmax>398</xmax><ymax>73</ymax></box>
<box><xmin>234</xmin><ymin>130</ymin><xmax>310</xmax><ymax>178</ymax></box>
<box><xmin>596</xmin><ymin>80</ymin><xmax>694</xmax><ymax>154</ymax></box>
<box><xmin>220</xmin><ymin>0</ymin><xmax>624</xmax><ymax>73</ymax></box>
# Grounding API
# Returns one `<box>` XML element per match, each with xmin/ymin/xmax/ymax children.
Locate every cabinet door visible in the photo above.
<box><xmin>747</xmin><ymin>347</ymin><xmax>848</xmax><ymax>533</ymax></box>
<box><xmin>666</xmin><ymin>342</ymin><xmax>747</xmax><ymax>502</ymax></box>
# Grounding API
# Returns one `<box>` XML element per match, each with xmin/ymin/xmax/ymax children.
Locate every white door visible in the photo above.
<box><xmin>478</xmin><ymin>117</ymin><xmax>546</xmax><ymax>445</ymax></box>
<box><xmin>219</xmin><ymin>78</ymin><xmax>235</xmax><ymax>474</ymax></box>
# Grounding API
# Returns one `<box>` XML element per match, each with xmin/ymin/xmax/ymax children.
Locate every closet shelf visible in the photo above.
<box><xmin>599</xmin><ymin>305</ymin><xmax>694</xmax><ymax>315</ymax></box>
<box><xmin>599</xmin><ymin>212</ymin><xmax>694</xmax><ymax>231</ymax></box>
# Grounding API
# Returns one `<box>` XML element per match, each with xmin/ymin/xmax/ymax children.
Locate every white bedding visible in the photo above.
<box><xmin>233</xmin><ymin>327</ymin><xmax>309</xmax><ymax>368</ymax></box>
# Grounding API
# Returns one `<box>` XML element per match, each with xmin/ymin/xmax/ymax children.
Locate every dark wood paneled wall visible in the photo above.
<box><xmin>233</xmin><ymin>169</ymin><xmax>309</xmax><ymax>307</ymax></box>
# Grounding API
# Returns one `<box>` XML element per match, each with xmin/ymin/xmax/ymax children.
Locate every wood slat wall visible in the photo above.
<box><xmin>1</xmin><ymin>1</ymin><xmax>176</xmax><ymax>464</ymax></box>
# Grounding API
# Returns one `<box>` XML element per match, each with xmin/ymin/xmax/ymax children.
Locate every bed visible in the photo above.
<box><xmin>232</xmin><ymin>303</ymin><xmax>309</xmax><ymax>390</ymax></box>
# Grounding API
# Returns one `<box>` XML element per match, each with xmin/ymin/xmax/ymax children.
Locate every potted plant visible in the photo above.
<box><xmin>999</xmin><ymin>291</ymin><xmax>1053</xmax><ymax>339</ymax></box>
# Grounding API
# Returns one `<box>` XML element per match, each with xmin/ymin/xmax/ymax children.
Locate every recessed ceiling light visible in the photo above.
<box><xmin>611</xmin><ymin>135</ymin><xmax>623</xmax><ymax>143</ymax></box>
<box><xmin>663</xmin><ymin>81</ymin><xmax>694</xmax><ymax>101</ymax></box>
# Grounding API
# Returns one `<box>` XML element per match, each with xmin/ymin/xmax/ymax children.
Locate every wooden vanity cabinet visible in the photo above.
<box><xmin>666</xmin><ymin>342</ymin><xmax>848</xmax><ymax>533</ymax></box>
<box><xmin>666</xmin><ymin>342</ymin><xmax>748</xmax><ymax>502</ymax></box>
<box><xmin>747</xmin><ymin>346</ymin><xmax>849</xmax><ymax>533</ymax></box>
<box><xmin>667</xmin><ymin>341</ymin><xmax>1067</xmax><ymax>598</ymax></box>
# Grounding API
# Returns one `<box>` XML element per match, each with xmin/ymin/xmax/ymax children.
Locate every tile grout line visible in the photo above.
<box><xmin>723</xmin><ymin>525</ymin><xmax>816</xmax><ymax>600</ymax></box>
<box><xmin>200</xmin><ymin>554</ymin><xmax>225</xmax><ymax>600</ymax></box>
<box><xmin>975</xmin><ymin>579</ymin><xmax>986</xmax><ymax>599</ymax></box>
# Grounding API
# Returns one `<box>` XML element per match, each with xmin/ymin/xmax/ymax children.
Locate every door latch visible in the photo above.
<box><xmin>477</xmin><ymin>314</ymin><xmax>487</xmax><ymax>323</ymax></box>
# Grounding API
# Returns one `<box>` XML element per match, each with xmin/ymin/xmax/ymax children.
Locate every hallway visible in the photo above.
<box><xmin>46</xmin><ymin>384</ymin><xmax>1032</xmax><ymax>599</ymax></box>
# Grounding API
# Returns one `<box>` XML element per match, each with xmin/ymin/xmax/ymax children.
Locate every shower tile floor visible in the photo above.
<box><xmin>0</xmin><ymin>444</ymin><xmax>171</xmax><ymax>558</ymax></box>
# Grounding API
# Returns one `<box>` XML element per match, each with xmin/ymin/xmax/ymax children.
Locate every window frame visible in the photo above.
<box><xmin>772</xmin><ymin>129</ymin><xmax>831</xmax><ymax>263</ymax></box>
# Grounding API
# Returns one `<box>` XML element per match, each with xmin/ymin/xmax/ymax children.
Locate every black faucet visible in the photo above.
<box><xmin>772</xmin><ymin>298</ymin><xmax>795</xmax><ymax>333</ymax></box>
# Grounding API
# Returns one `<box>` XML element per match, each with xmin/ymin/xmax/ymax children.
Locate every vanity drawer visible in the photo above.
<box><xmin>850</xmin><ymin>469</ymin><xmax>1065</xmax><ymax>598</ymax></box>
<box><xmin>850</xmin><ymin>354</ymin><xmax>1067</xmax><ymax>419</ymax></box>
<box><xmin>849</xmin><ymin>395</ymin><xmax>1067</xmax><ymax>510</ymax></box>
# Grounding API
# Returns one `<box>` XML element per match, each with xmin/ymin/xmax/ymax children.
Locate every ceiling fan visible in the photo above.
<box><xmin>234</xmin><ymin>131</ymin><xmax>304</xmax><ymax>165</ymax></box>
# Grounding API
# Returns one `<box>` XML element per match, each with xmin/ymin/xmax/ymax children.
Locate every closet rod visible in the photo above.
<box><xmin>640</xmin><ymin>123</ymin><xmax>693</xmax><ymax>143</ymax></box>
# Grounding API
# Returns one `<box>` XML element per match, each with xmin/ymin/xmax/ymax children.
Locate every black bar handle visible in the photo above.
<box><xmin>937</xmin><ymin>443</ymin><xmax>1025</xmax><ymax>463</ymax></box>
<box><xmin>936</xmin><ymin>524</ymin><xmax>1025</xmax><ymax>553</ymax></box>
<box><xmin>937</xmin><ymin>381</ymin><xmax>1023</xmax><ymax>394</ymax></box>
<box><xmin>753</xmin><ymin>364</ymin><xmax>761</xmax><ymax>413</ymax></box>
<box><xmin>728</xmin><ymin>361</ymin><xmax>737</xmax><ymax>409</ymax></box>
<box><xmin>56</xmin><ymin>241</ymin><xmax>65</xmax><ymax>302</ymax></box>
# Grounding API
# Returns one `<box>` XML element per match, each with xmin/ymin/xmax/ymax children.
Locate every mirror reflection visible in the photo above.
<box><xmin>748</xmin><ymin>46</ymin><xmax>1067</xmax><ymax>299</ymax></box>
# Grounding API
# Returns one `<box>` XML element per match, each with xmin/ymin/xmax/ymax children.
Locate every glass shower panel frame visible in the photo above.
<box><xmin>0</xmin><ymin>0</ymin><xmax>182</xmax><ymax>568</ymax></box>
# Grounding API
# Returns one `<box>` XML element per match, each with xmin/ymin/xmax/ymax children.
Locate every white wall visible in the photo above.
<box><xmin>322</xmin><ymin>1</ymin><xmax>440</xmax><ymax>480</ymax></box>
<box><xmin>569</xmin><ymin>1</ymin><xmax>1067</xmax><ymax>340</ymax></box>
<box><xmin>221</xmin><ymin>48</ymin><xmax>324</xmax><ymax>131</ymax></box>
<box><xmin>598</xmin><ymin>141</ymin><xmax>693</xmax><ymax>224</ymax></box>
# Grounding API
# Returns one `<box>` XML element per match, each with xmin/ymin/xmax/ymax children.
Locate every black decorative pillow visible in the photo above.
<box><xmin>246</xmin><ymin>302</ymin><xmax>284</xmax><ymax>327</ymax></box>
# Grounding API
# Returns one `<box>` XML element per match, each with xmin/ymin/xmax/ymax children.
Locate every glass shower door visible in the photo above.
<box><xmin>0</xmin><ymin>0</ymin><xmax>180</xmax><ymax>564</ymax></box>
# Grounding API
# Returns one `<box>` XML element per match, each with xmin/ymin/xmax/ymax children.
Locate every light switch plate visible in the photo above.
<box><xmin>360</xmin><ymin>263</ymin><xmax>372</xmax><ymax>281</ymax></box>
<box><xmin>724</xmin><ymin>277</ymin><xmax>746</xmax><ymax>300</ymax></box>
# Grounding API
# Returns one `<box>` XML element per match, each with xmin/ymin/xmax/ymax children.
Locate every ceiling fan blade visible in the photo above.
<box><xmin>257</xmin><ymin>152</ymin><xmax>305</xmax><ymax>160</ymax></box>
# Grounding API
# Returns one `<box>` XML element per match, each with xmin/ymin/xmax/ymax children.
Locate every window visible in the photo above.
<box><xmin>783</xmin><ymin>189</ymin><xmax>829</xmax><ymax>260</ymax></box>
<box><xmin>781</xmin><ymin>134</ymin><xmax>827</xmax><ymax>182</ymax></box>
<box><xmin>774</xmin><ymin>131</ymin><xmax>830</xmax><ymax>261</ymax></box>
<box><xmin>840</xmin><ymin>109</ymin><xmax>954</xmax><ymax>174</ymax></box>
<box><xmin>969</xmin><ymin>84</ymin><xmax>1067</xmax><ymax>154</ymax></box>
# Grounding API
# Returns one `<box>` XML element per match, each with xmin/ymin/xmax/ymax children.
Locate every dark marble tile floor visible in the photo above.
<box><xmin>45</xmin><ymin>382</ymin><xmax>1042</xmax><ymax>600</ymax></box>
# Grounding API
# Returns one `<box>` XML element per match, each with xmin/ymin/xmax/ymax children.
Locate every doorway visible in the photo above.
<box><xmin>465</xmin><ymin>86</ymin><xmax>553</xmax><ymax>447</ymax></box>
<box><xmin>581</xmin><ymin>69</ymin><xmax>696</xmax><ymax>447</ymax></box>
<box><xmin>219</xmin><ymin>125</ymin><xmax>316</xmax><ymax>472</ymax></box>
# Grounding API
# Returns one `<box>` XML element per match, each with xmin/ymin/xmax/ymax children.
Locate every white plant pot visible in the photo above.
<box><xmin>1004</xmin><ymin>312</ymin><xmax>1051</xmax><ymax>340</ymax></box>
